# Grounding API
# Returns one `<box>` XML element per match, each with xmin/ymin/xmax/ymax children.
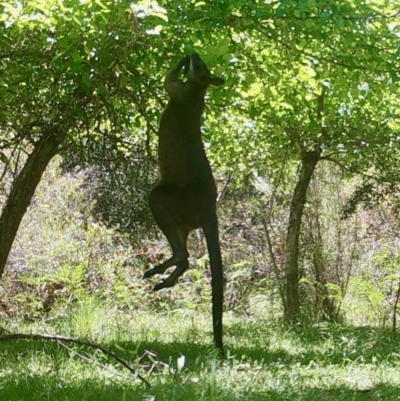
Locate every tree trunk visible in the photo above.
<box><xmin>284</xmin><ymin>149</ymin><xmax>321</xmax><ymax>324</ymax></box>
<box><xmin>0</xmin><ymin>129</ymin><xmax>64</xmax><ymax>279</ymax></box>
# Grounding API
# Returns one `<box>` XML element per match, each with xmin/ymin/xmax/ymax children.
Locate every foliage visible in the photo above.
<box><xmin>0</xmin><ymin>159</ymin><xmax>157</xmax><ymax>315</ymax></box>
<box><xmin>77</xmin><ymin>146</ymin><xmax>157</xmax><ymax>239</ymax></box>
<box><xmin>0</xmin><ymin>159</ymin><xmax>280</xmax><ymax>320</ymax></box>
<box><xmin>1</xmin><ymin>0</ymin><xmax>144</xmax><ymax>147</ymax></box>
<box><xmin>300</xmin><ymin>163</ymin><xmax>359</xmax><ymax>320</ymax></box>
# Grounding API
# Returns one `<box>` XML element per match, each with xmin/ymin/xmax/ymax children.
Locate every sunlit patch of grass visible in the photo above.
<box><xmin>2</xmin><ymin>303</ymin><xmax>400</xmax><ymax>400</ymax></box>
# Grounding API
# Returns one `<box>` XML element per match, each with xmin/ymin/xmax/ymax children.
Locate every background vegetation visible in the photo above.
<box><xmin>1</xmin><ymin>0</ymin><xmax>400</xmax><ymax>399</ymax></box>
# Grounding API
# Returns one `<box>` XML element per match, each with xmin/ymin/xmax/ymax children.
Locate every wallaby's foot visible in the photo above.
<box><xmin>143</xmin><ymin>264</ymin><xmax>169</xmax><ymax>278</ymax></box>
<box><xmin>151</xmin><ymin>260</ymin><xmax>189</xmax><ymax>290</ymax></box>
<box><xmin>143</xmin><ymin>253</ymin><xmax>189</xmax><ymax>279</ymax></box>
<box><xmin>143</xmin><ymin>263</ymin><xmax>175</xmax><ymax>278</ymax></box>
<box><xmin>143</xmin><ymin>267</ymin><xmax>158</xmax><ymax>278</ymax></box>
<box><xmin>143</xmin><ymin>262</ymin><xmax>172</xmax><ymax>278</ymax></box>
<box><xmin>152</xmin><ymin>279</ymin><xmax>176</xmax><ymax>291</ymax></box>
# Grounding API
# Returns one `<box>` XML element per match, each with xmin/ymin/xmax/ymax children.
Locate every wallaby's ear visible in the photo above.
<box><xmin>211</xmin><ymin>77</ymin><xmax>225</xmax><ymax>86</ymax></box>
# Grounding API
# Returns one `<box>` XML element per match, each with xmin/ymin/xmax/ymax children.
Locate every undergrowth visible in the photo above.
<box><xmin>1</xmin><ymin>301</ymin><xmax>400</xmax><ymax>401</ymax></box>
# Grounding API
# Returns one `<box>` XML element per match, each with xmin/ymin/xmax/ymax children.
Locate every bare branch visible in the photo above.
<box><xmin>217</xmin><ymin>173</ymin><xmax>232</xmax><ymax>202</ymax></box>
<box><xmin>0</xmin><ymin>333</ymin><xmax>151</xmax><ymax>387</ymax></box>
<box><xmin>58</xmin><ymin>341</ymin><xmax>132</xmax><ymax>381</ymax></box>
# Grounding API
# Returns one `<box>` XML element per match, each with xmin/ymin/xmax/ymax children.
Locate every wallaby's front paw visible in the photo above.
<box><xmin>178</xmin><ymin>55</ymin><xmax>190</xmax><ymax>69</ymax></box>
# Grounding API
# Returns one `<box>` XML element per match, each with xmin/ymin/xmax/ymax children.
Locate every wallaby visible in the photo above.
<box><xmin>144</xmin><ymin>53</ymin><xmax>225</xmax><ymax>354</ymax></box>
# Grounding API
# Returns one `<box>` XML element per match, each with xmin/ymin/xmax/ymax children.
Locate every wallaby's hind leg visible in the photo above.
<box><xmin>202</xmin><ymin>211</ymin><xmax>224</xmax><ymax>355</ymax></box>
<box><xmin>153</xmin><ymin>258</ymin><xmax>189</xmax><ymax>290</ymax></box>
<box><xmin>143</xmin><ymin>226</ymin><xmax>188</xmax><ymax>279</ymax></box>
<box><xmin>144</xmin><ymin>186</ymin><xmax>189</xmax><ymax>280</ymax></box>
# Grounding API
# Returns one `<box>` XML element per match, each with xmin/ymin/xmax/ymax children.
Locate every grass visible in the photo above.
<box><xmin>1</xmin><ymin>299</ymin><xmax>400</xmax><ymax>400</ymax></box>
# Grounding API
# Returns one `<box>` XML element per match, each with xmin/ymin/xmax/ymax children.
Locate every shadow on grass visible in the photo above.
<box><xmin>0</xmin><ymin>367</ymin><xmax>398</xmax><ymax>401</ymax></box>
<box><xmin>1</xmin><ymin>323</ymin><xmax>400</xmax><ymax>400</ymax></box>
<box><xmin>2</xmin><ymin>322</ymin><xmax>400</xmax><ymax>372</ymax></box>
<box><xmin>223</xmin><ymin>321</ymin><xmax>400</xmax><ymax>366</ymax></box>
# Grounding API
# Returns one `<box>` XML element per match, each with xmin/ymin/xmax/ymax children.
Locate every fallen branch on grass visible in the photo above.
<box><xmin>0</xmin><ymin>333</ymin><xmax>151</xmax><ymax>388</ymax></box>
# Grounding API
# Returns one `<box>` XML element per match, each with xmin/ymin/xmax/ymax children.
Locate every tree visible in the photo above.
<box><xmin>0</xmin><ymin>0</ymin><xmax>157</xmax><ymax>277</ymax></box>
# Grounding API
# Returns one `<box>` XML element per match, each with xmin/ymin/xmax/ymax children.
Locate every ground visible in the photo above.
<box><xmin>1</xmin><ymin>299</ymin><xmax>400</xmax><ymax>401</ymax></box>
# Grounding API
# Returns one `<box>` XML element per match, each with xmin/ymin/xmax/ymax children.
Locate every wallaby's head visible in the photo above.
<box><xmin>165</xmin><ymin>53</ymin><xmax>224</xmax><ymax>102</ymax></box>
<box><xmin>186</xmin><ymin>53</ymin><xmax>224</xmax><ymax>95</ymax></box>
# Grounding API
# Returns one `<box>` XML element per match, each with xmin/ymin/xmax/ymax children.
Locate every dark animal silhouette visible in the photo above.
<box><xmin>143</xmin><ymin>53</ymin><xmax>225</xmax><ymax>354</ymax></box>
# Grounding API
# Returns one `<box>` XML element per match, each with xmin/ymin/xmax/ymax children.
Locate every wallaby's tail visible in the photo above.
<box><xmin>203</xmin><ymin>212</ymin><xmax>224</xmax><ymax>356</ymax></box>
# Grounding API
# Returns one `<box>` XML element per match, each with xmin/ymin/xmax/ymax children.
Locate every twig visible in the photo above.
<box><xmin>0</xmin><ymin>333</ymin><xmax>151</xmax><ymax>387</ymax></box>
<box><xmin>392</xmin><ymin>278</ymin><xmax>400</xmax><ymax>333</ymax></box>
<box><xmin>57</xmin><ymin>341</ymin><xmax>131</xmax><ymax>381</ymax></box>
<box><xmin>217</xmin><ymin>173</ymin><xmax>232</xmax><ymax>202</ymax></box>
<box><xmin>262</xmin><ymin>218</ymin><xmax>281</xmax><ymax>280</ymax></box>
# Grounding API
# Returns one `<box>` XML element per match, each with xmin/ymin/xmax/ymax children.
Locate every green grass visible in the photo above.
<box><xmin>1</xmin><ymin>300</ymin><xmax>400</xmax><ymax>400</ymax></box>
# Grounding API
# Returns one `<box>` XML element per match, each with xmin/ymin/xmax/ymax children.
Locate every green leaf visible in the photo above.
<box><xmin>132</xmin><ymin>75</ymin><xmax>141</xmax><ymax>86</ymax></box>
<box><xmin>217</xmin><ymin>37</ymin><xmax>230</xmax><ymax>55</ymax></box>
<box><xmin>320</xmin><ymin>11</ymin><xmax>330</xmax><ymax>21</ymax></box>
<box><xmin>276</xmin><ymin>6</ymin><xmax>285</xmax><ymax>17</ymax></box>
<box><xmin>298</xmin><ymin>0</ymin><xmax>310</xmax><ymax>10</ymax></box>
<box><xmin>74</xmin><ymin>106</ymin><xmax>87</xmax><ymax>119</ymax></box>
<box><xmin>335</xmin><ymin>15</ymin><xmax>344</xmax><ymax>28</ymax></box>
<box><xmin>82</xmin><ymin>71</ymin><xmax>91</xmax><ymax>88</ymax></box>
<box><xmin>390</xmin><ymin>71</ymin><xmax>399</xmax><ymax>83</ymax></box>
<box><xmin>153</xmin><ymin>12</ymin><xmax>168</xmax><ymax>22</ymax></box>
<box><xmin>1</xmin><ymin>2</ymin><xmax>21</xmax><ymax>19</ymax></box>
<box><xmin>0</xmin><ymin>152</ymin><xmax>9</xmax><ymax>164</ymax></box>
<box><xmin>72</xmin><ymin>51</ymin><xmax>81</xmax><ymax>64</ymax></box>
<box><xmin>249</xmin><ymin>105</ymin><xmax>258</xmax><ymax>119</ymax></box>
<box><xmin>57</xmin><ymin>37</ymin><xmax>70</xmax><ymax>48</ymax></box>
<box><xmin>305</xmin><ymin>19</ymin><xmax>314</xmax><ymax>29</ymax></box>
<box><xmin>344</xmin><ymin>32</ymin><xmax>354</xmax><ymax>46</ymax></box>
<box><xmin>119</xmin><ymin>73</ymin><xmax>128</xmax><ymax>89</ymax></box>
